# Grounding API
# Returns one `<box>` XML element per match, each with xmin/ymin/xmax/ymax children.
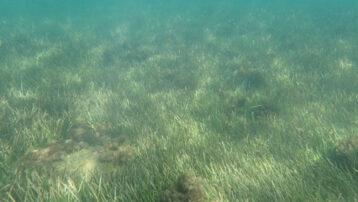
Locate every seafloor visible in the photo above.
<box><xmin>1</xmin><ymin>3</ymin><xmax>358</xmax><ymax>201</ymax></box>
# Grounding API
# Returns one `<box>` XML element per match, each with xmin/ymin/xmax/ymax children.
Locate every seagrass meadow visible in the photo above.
<box><xmin>1</xmin><ymin>1</ymin><xmax>358</xmax><ymax>201</ymax></box>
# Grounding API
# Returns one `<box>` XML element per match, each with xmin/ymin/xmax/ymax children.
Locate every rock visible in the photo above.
<box><xmin>332</xmin><ymin>134</ymin><xmax>358</xmax><ymax>171</ymax></box>
<box><xmin>160</xmin><ymin>173</ymin><xmax>206</xmax><ymax>202</ymax></box>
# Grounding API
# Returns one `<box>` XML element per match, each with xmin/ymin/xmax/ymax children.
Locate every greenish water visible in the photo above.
<box><xmin>1</xmin><ymin>1</ymin><xmax>358</xmax><ymax>201</ymax></box>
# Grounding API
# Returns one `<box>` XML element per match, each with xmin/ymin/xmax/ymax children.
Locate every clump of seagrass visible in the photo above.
<box><xmin>331</xmin><ymin>134</ymin><xmax>358</xmax><ymax>171</ymax></box>
<box><xmin>160</xmin><ymin>173</ymin><xmax>206</xmax><ymax>202</ymax></box>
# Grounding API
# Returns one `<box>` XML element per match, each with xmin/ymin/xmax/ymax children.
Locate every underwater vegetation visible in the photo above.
<box><xmin>102</xmin><ymin>42</ymin><xmax>150</xmax><ymax>66</ymax></box>
<box><xmin>231</xmin><ymin>65</ymin><xmax>266</xmax><ymax>90</ymax></box>
<box><xmin>154</xmin><ymin>67</ymin><xmax>198</xmax><ymax>91</ymax></box>
<box><xmin>1</xmin><ymin>2</ymin><xmax>358</xmax><ymax>201</ymax></box>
